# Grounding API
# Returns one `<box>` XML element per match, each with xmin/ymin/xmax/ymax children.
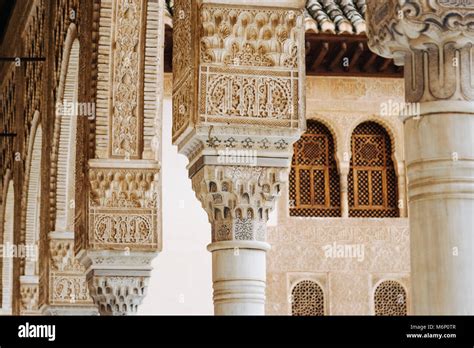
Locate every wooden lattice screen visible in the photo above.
<box><xmin>348</xmin><ymin>122</ymin><xmax>399</xmax><ymax>218</ymax></box>
<box><xmin>289</xmin><ymin>121</ymin><xmax>340</xmax><ymax>217</ymax></box>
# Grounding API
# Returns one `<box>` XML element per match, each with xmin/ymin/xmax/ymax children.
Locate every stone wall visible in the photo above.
<box><xmin>266</xmin><ymin>76</ymin><xmax>410</xmax><ymax>315</ymax></box>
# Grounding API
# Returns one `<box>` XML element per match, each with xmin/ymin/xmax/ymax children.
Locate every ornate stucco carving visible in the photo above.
<box><xmin>48</xmin><ymin>237</ymin><xmax>94</xmax><ymax>305</ymax></box>
<box><xmin>303</xmin><ymin>76</ymin><xmax>406</xmax><ymax>176</ymax></box>
<box><xmin>21</xmin><ymin>0</ymin><xmax>45</xmax><ymax>149</ymax></box>
<box><xmin>110</xmin><ymin>0</ymin><xmax>144</xmax><ymax>158</ymax></box>
<box><xmin>192</xmin><ymin>165</ymin><xmax>288</xmax><ymax>242</ymax></box>
<box><xmin>87</xmin><ymin>165</ymin><xmax>160</xmax><ymax>250</ymax></box>
<box><xmin>20</xmin><ymin>115</ymin><xmax>42</xmax><ymax>302</ymax></box>
<box><xmin>89</xmin><ymin>275</ymin><xmax>149</xmax><ymax>315</ymax></box>
<box><xmin>266</xmin><ymin>71</ymin><xmax>410</xmax><ymax>315</ymax></box>
<box><xmin>172</xmin><ymin>0</ymin><xmax>195</xmax><ymax>143</ymax></box>
<box><xmin>366</xmin><ymin>0</ymin><xmax>474</xmax><ymax>103</ymax></box>
<box><xmin>20</xmin><ymin>280</ymin><xmax>40</xmax><ymax>315</ymax></box>
<box><xmin>75</xmin><ymin>0</ymin><xmax>163</xmax><ymax>315</ymax></box>
<box><xmin>198</xmin><ymin>6</ymin><xmax>301</xmax><ymax>126</ymax></box>
<box><xmin>172</xmin><ymin>0</ymin><xmax>306</xmax><ymax>315</ymax></box>
<box><xmin>95</xmin><ymin>0</ymin><xmax>114</xmax><ymax>158</ymax></box>
<box><xmin>95</xmin><ymin>0</ymin><xmax>160</xmax><ymax>159</ymax></box>
<box><xmin>266</xmin><ymin>218</ymin><xmax>410</xmax><ymax>315</ymax></box>
<box><xmin>172</xmin><ymin>0</ymin><xmax>306</xmax><ymax>159</ymax></box>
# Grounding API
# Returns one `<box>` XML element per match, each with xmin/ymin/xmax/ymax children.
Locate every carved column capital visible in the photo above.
<box><xmin>82</xmin><ymin>250</ymin><xmax>155</xmax><ymax>315</ymax></box>
<box><xmin>192</xmin><ymin>165</ymin><xmax>288</xmax><ymax>242</ymax></box>
<box><xmin>88</xmin><ymin>276</ymin><xmax>149</xmax><ymax>316</ymax></box>
<box><xmin>366</xmin><ymin>0</ymin><xmax>474</xmax><ymax>105</ymax></box>
<box><xmin>19</xmin><ymin>277</ymin><xmax>40</xmax><ymax>315</ymax></box>
<box><xmin>367</xmin><ymin>0</ymin><xmax>474</xmax><ymax>58</ymax></box>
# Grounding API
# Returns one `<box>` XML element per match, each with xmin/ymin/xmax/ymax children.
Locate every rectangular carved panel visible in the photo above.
<box><xmin>199</xmin><ymin>66</ymin><xmax>299</xmax><ymax>127</ymax></box>
<box><xmin>109</xmin><ymin>0</ymin><xmax>146</xmax><ymax>158</ymax></box>
<box><xmin>172</xmin><ymin>0</ymin><xmax>196</xmax><ymax>143</ymax></box>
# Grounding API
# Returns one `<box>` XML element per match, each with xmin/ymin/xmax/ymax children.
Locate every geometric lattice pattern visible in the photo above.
<box><xmin>290</xmin><ymin>121</ymin><xmax>341</xmax><ymax>217</ymax></box>
<box><xmin>291</xmin><ymin>280</ymin><xmax>325</xmax><ymax>316</ymax></box>
<box><xmin>374</xmin><ymin>280</ymin><xmax>407</xmax><ymax>316</ymax></box>
<box><xmin>348</xmin><ymin>122</ymin><xmax>399</xmax><ymax>218</ymax></box>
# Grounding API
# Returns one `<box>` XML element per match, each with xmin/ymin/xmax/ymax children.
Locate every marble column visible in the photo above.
<box><xmin>366</xmin><ymin>0</ymin><xmax>474</xmax><ymax>314</ymax></box>
<box><xmin>172</xmin><ymin>0</ymin><xmax>306</xmax><ymax>314</ymax></box>
<box><xmin>193</xmin><ymin>166</ymin><xmax>289</xmax><ymax>314</ymax></box>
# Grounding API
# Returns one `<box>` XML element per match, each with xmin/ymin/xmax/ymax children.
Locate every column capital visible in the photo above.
<box><xmin>79</xmin><ymin>250</ymin><xmax>156</xmax><ymax>316</ymax></box>
<box><xmin>366</xmin><ymin>0</ymin><xmax>474</xmax><ymax>106</ymax></box>
<box><xmin>74</xmin><ymin>0</ymin><xmax>164</xmax><ymax>315</ymax></box>
<box><xmin>192</xmin><ymin>165</ymin><xmax>288</xmax><ymax>242</ymax></box>
<box><xmin>366</xmin><ymin>1</ymin><xmax>474</xmax><ymax>314</ymax></box>
<box><xmin>367</xmin><ymin>0</ymin><xmax>474</xmax><ymax>60</ymax></box>
<box><xmin>19</xmin><ymin>276</ymin><xmax>40</xmax><ymax>315</ymax></box>
<box><xmin>88</xmin><ymin>275</ymin><xmax>150</xmax><ymax>316</ymax></box>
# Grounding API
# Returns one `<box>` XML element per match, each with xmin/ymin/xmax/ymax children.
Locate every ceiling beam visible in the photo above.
<box><xmin>310</xmin><ymin>41</ymin><xmax>329</xmax><ymax>71</ymax></box>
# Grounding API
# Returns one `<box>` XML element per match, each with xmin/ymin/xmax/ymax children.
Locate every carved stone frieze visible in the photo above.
<box><xmin>51</xmin><ymin>275</ymin><xmax>91</xmax><ymax>303</ymax></box>
<box><xmin>50</xmin><ymin>238</ymin><xmax>84</xmax><ymax>273</ymax></box>
<box><xmin>76</xmin><ymin>0</ymin><xmax>163</xmax><ymax>315</ymax></box>
<box><xmin>197</xmin><ymin>5</ymin><xmax>303</xmax><ymax>127</ymax></box>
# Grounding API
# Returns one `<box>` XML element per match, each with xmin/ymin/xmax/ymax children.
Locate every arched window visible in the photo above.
<box><xmin>0</xmin><ymin>179</ymin><xmax>14</xmax><ymax>314</ymax></box>
<box><xmin>290</xmin><ymin>121</ymin><xmax>340</xmax><ymax>217</ymax></box>
<box><xmin>374</xmin><ymin>280</ymin><xmax>407</xmax><ymax>316</ymax></box>
<box><xmin>291</xmin><ymin>280</ymin><xmax>325</xmax><ymax>316</ymax></box>
<box><xmin>348</xmin><ymin>122</ymin><xmax>399</xmax><ymax>218</ymax></box>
